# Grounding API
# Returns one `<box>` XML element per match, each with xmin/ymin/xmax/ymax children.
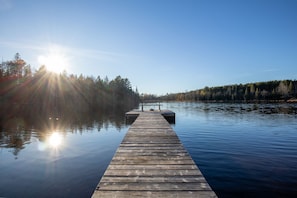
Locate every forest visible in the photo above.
<box><xmin>160</xmin><ymin>80</ymin><xmax>297</xmax><ymax>103</ymax></box>
<box><xmin>0</xmin><ymin>53</ymin><xmax>140</xmax><ymax>127</ymax></box>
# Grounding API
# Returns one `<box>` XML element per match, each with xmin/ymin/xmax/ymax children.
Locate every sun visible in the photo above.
<box><xmin>38</xmin><ymin>45</ymin><xmax>69</xmax><ymax>73</ymax></box>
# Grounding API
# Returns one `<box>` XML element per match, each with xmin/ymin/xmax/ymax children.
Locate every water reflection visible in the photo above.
<box><xmin>0</xmin><ymin>110</ymin><xmax>128</xmax><ymax>158</ymax></box>
<box><xmin>48</xmin><ymin>132</ymin><xmax>63</xmax><ymax>149</ymax></box>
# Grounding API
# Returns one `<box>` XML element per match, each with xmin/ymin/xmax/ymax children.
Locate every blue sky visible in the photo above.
<box><xmin>1</xmin><ymin>0</ymin><xmax>296</xmax><ymax>95</ymax></box>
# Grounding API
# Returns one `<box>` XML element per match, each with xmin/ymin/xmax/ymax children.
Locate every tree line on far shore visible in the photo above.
<box><xmin>159</xmin><ymin>80</ymin><xmax>297</xmax><ymax>102</ymax></box>
<box><xmin>0</xmin><ymin>53</ymin><xmax>140</xmax><ymax>124</ymax></box>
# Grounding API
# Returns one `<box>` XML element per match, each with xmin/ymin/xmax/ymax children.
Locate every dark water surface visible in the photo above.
<box><xmin>1</xmin><ymin>102</ymin><xmax>297</xmax><ymax>197</ymax></box>
<box><xmin>167</xmin><ymin>102</ymin><xmax>297</xmax><ymax>197</ymax></box>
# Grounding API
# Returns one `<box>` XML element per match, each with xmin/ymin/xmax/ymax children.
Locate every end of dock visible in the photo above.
<box><xmin>125</xmin><ymin>110</ymin><xmax>175</xmax><ymax>124</ymax></box>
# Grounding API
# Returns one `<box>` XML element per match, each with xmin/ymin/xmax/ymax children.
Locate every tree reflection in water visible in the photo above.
<box><xmin>0</xmin><ymin>109</ymin><xmax>128</xmax><ymax>158</ymax></box>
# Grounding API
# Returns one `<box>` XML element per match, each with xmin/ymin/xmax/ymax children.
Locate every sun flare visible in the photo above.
<box><xmin>38</xmin><ymin>45</ymin><xmax>69</xmax><ymax>73</ymax></box>
<box><xmin>48</xmin><ymin>132</ymin><xmax>63</xmax><ymax>148</ymax></box>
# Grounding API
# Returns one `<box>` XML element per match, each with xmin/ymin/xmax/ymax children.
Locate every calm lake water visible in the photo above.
<box><xmin>1</xmin><ymin>102</ymin><xmax>297</xmax><ymax>197</ymax></box>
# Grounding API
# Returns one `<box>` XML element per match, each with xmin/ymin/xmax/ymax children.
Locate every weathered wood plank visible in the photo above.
<box><xmin>114</xmin><ymin>152</ymin><xmax>190</xmax><ymax>157</ymax></box>
<box><xmin>103</xmin><ymin>169</ymin><xmax>203</xmax><ymax>177</ymax></box>
<box><xmin>92</xmin><ymin>111</ymin><xmax>217</xmax><ymax>198</ymax></box>
<box><xmin>118</xmin><ymin>149</ymin><xmax>185</xmax><ymax>152</ymax></box>
<box><xmin>92</xmin><ymin>191</ymin><xmax>217</xmax><ymax>198</ymax></box>
<box><xmin>110</xmin><ymin>159</ymin><xmax>196</xmax><ymax>165</ymax></box>
<box><xmin>106</xmin><ymin>164</ymin><xmax>198</xmax><ymax>170</ymax></box>
<box><xmin>122</xmin><ymin>138</ymin><xmax>180</xmax><ymax>141</ymax></box>
<box><xmin>119</xmin><ymin>144</ymin><xmax>184</xmax><ymax>148</ymax></box>
<box><xmin>98</xmin><ymin>182</ymin><xmax>211</xmax><ymax>191</ymax></box>
<box><xmin>112</xmin><ymin>156</ymin><xmax>193</xmax><ymax>161</ymax></box>
<box><xmin>100</xmin><ymin>176</ymin><xmax>207</xmax><ymax>183</ymax></box>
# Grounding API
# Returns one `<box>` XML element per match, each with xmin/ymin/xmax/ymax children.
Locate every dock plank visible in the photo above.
<box><xmin>94</xmin><ymin>191</ymin><xmax>217</xmax><ymax>198</ymax></box>
<box><xmin>100</xmin><ymin>176</ymin><xmax>207</xmax><ymax>183</ymax></box>
<box><xmin>92</xmin><ymin>111</ymin><xmax>217</xmax><ymax>198</ymax></box>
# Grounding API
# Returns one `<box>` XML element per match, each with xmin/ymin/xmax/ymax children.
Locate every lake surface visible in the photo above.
<box><xmin>1</xmin><ymin>102</ymin><xmax>297</xmax><ymax>197</ymax></box>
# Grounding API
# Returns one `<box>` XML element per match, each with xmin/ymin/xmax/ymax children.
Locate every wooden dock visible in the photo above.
<box><xmin>92</xmin><ymin>111</ymin><xmax>217</xmax><ymax>198</ymax></box>
<box><xmin>125</xmin><ymin>109</ymin><xmax>175</xmax><ymax>124</ymax></box>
